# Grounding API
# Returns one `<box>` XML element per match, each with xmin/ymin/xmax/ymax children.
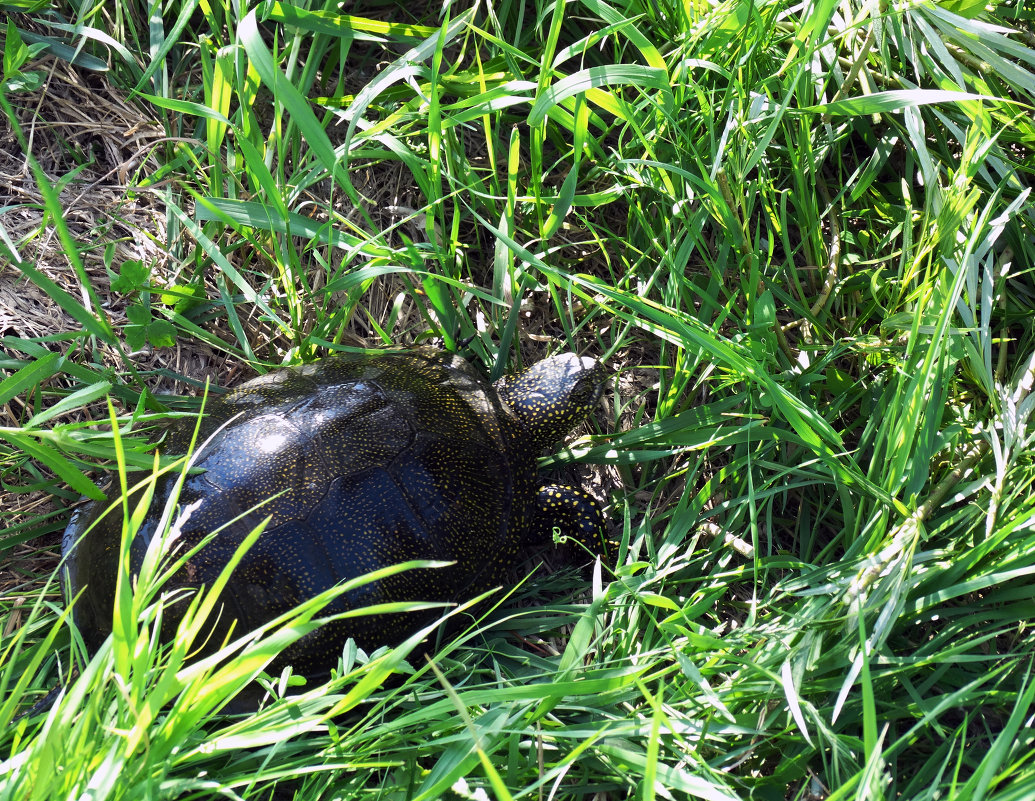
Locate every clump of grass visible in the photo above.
<box><xmin>2</xmin><ymin>0</ymin><xmax>1035</xmax><ymax>797</ymax></box>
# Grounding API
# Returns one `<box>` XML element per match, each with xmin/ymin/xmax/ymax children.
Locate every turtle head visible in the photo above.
<box><xmin>498</xmin><ymin>353</ymin><xmax>606</xmax><ymax>451</ymax></box>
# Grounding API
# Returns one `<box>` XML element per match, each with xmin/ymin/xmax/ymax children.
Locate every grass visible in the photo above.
<box><xmin>1</xmin><ymin>0</ymin><xmax>1035</xmax><ymax>797</ymax></box>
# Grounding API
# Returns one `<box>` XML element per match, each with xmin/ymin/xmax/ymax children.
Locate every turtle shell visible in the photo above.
<box><xmin>63</xmin><ymin>349</ymin><xmax>548</xmax><ymax>677</ymax></box>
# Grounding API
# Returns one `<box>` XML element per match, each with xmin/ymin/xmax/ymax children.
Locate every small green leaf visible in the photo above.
<box><xmin>636</xmin><ymin>592</ymin><xmax>680</xmax><ymax>611</ymax></box>
<box><xmin>147</xmin><ymin>319</ymin><xmax>177</xmax><ymax>349</ymax></box>
<box><xmin>126</xmin><ymin>303</ymin><xmax>151</xmax><ymax>326</ymax></box>
<box><xmin>111</xmin><ymin>259</ymin><xmax>150</xmax><ymax>294</ymax></box>
<box><xmin>825</xmin><ymin>366</ymin><xmax>854</xmax><ymax>397</ymax></box>
<box><xmin>125</xmin><ymin>325</ymin><xmax>147</xmax><ymax>352</ymax></box>
<box><xmin>160</xmin><ymin>283</ymin><xmax>204</xmax><ymax>313</ymax></box>
<box><xmin>4</xmin><ymin>21</ymin><xmax>28</xmax><ymax>77</ymax></box>
<box><xmin>753</xmin><ymin>290</ymin><xmax>777</xmax><ymax>329</ymax></box>
<box><xmin>3</xmin><ymin>70</ymin><xmax>44</xmax><ymax>92</ymax></box>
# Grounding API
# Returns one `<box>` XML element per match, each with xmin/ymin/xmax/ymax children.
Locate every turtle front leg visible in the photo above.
<box><xmin>536</xmin><ymin>483</ymin><xmax>608</xmax><ymax>561</ymax></box>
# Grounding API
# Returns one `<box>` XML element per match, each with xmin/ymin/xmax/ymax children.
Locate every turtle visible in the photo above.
<box><xmin>62</xmin><ymin>348</ymin><xmax>607</xmax><ymax>678</ymax></box>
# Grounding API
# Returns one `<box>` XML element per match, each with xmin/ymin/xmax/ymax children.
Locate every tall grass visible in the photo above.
<box><xmin>2</xmin><ymin>0</ymin><xmax>1034</xmax><ymax>797</ymax></box>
